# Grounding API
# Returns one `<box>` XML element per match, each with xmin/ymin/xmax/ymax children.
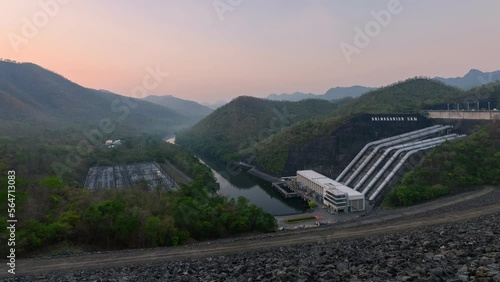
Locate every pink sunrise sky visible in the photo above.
<box><xmin>1</xmin><ymin>0</ymin><xmax>500</xmax><ymax>103</ymax></box>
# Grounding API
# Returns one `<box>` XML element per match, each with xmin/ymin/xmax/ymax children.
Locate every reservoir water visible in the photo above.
<box><xmin>200</xmin><ymin>157</ymin><xmax>307</xmax><ymax>216</ymax></box>
<box><xmin>166</xmin><ymin>137</ymin><xmax>306</xmax><ymax>215</ymax></box>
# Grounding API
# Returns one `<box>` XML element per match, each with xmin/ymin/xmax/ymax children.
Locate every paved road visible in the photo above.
<box><xmin>276</xmin><ymin>185</ymin><xmax>495</xmax><ymax>229</ymax></box>
<box><xmin>7</xmin><ymin>197</ymin><xmax>500</xmax><ymax>276</ymax></box>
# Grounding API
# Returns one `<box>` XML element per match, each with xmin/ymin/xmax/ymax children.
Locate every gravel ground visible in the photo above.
<box><xmin>4</xmin><ymin>187</ymin><xmax>500</xmax><ymax>281</ymax></box>
<box><xmin>6</xmin><ymin>211</ymin><xmax>499</xmax><ymax>282</ymax></box>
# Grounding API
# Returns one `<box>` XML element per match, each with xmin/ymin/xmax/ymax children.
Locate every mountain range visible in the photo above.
<box><xmin>434</xmin><ymin>69</ymin><xmax>500</xmax><ymax>89</ymax></box>
<box><xmin>201</xmin><ymin>100</ymin><xmax>227</xmax><ymax>110</ymax></box>
<box><xmin>0</xmin><ymin>61</ymin><xmax>205</xmax><ymax>137</ymax></box>
<box><xmin>142</xmin><ymin>95</ymin><xmax>213</xmax><ymax>119</ymax></box>
<box><xmin>178</xmin><ymin>77</ymin><xmax>500</xmax><ymax>174</ymax></box>
<box><xmin>175</xmin><ymin>96</ymin><xmax>348</xmax><ymax>162</ymax></box>
<box><xmin>265</xmin><ymin>86</ymin><xmax>374</xmax><ymax>102</ymax></box>
<box><xmin>264</xmin><ymin>69</ymin><xmax>500</xmax><ymax>102</ymax></box>
<box><xmin>1</xmin><ymin>59</ymin><xmax>498</xmax><ymax>141</ymax></box>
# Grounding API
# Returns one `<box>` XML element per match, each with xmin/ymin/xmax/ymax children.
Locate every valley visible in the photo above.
<box><xmin>2</xmin><ymin>2</ymin><xmax>500</xmax><ymax>280</ymax></box>
<box><xmin>1</xmin><ymin>59</ymin><xmax>499</xmax><ymax>281</ymax></box>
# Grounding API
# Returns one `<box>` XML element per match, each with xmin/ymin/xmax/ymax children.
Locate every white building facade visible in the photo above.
<box><xmin>296</xmin><ymin>170</ymin><xmax>365</xmax><ymax>212</ymax></box>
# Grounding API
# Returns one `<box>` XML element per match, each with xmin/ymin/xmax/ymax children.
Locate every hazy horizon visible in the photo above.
<box><xmin>2</xmin><ymin>0</ymin><xmax>500</xmax><ymax>103</ymax></box>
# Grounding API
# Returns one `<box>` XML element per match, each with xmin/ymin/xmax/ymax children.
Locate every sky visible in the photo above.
<box><xmin>1</xmin><ymin>0</ymin><xmax>500</xmax><ymax>103</ymax></box>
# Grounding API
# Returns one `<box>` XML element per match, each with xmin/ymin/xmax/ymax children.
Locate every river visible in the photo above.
<box><xmin>200</xmin><ymin>157</ymin><xmax>307</xmax><ymax>216</ymax></box>
<box><xmin>166</xmin><ymin>137</ymin><xmax>306</xmax><ymax>215</ymax></box>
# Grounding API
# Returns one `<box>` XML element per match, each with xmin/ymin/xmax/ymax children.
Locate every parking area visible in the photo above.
<box><xmin>275</xmin><ymin>206</ymin><xmax>361</xmax><ymax>230</ymax></box>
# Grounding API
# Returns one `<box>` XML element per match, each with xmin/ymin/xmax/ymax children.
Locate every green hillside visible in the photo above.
<box><xmin>464</xmin><ymin>81</ymin><xmax>500</xmax><ymax>105</ymax></box>
<box><xmin>142</xmin><ymin>95</ymin><xmax>213</xmax><ymax>120</ymax></box>
<box><xmin>175</xmin><ymin>96</ymin><xmax>347</xmax><ymax>161</ymax></box>
<box><xmin>340</xmin><ymin>78</ymin><xmax>463</xmax><ymax>114</ymax></box>
<box><xmin>0</xmin><ymin>61</ymin><xmax>195</xmax><ymax>137</ymax></box>
<box><xmin>247</xmin><ymin>78</ymin><xmax>467</xmax><ymax>173</ymax></box>
<box><xmin>387</xmin><ymin>123</ymin><xmax>500</xmax><ymax>206</ymax></box>
<box><xmin>0</xmin><ymin>134</ymin><xmax>277</xmax><ymax>257</ymax></box>
<box><xmin>254</xmin><ymin>79</ymin><xmax>500</xmax><ymax>175</ymax></box>
<box><xmin>385</xmin><ymin>81</ymin><xmax>500</xmax><ymax>206</ymax></box>
<box><xmin>0</xmin><ymin>61</ymin><xmax>280</xmax><ymax>255</ymax></box>
<box><xmin>241</xmin><ymin>116</ymin><xmax>346</xmax><ymax>173</ymax></box>
<box><xmin>179</xmin><ymin>78</ymin><xmax>465</xmax><ymax>174</ymax></box>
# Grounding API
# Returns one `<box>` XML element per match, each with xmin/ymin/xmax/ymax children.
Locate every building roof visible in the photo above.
<box><xmin>323</xmin><ymin>181</ymin><xmax>364</xmax><ymax>199</ymax></box>
<box><xmin>324</xmin><ymin>184</ymin><xmax>346</xmax><ymax>196</ymax></box>
<box><xmin>297</xmin><ymin>170</ymin><xmax>328</xmax><ymax>180</ymax></box>
<box><xmin>297</xmin><ymin>170</ymin><xmax>364</xmax><ymax>199</ymax></box>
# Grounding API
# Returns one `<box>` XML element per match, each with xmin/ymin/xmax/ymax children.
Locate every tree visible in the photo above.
<box><xmin>40</xmin><ymin>176</ymin><xmax>65</xmax><ymax>189</ymax></box>
<box><xmin>308</xmin><ymin>200</ymin><xmax>317</xmax><ymax>209</ymax></box>
<box><xmin>145</xmin><ymin>216</ymin><xmax>161</xmax><ymax>247</ymax></box>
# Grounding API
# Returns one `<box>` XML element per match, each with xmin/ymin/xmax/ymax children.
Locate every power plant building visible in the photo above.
<box><xmin>296</xmin><ymin>170</ymin><xmax>365</xmax><ymax>212</ymax></box>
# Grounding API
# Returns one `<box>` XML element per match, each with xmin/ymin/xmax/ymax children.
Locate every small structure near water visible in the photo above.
<box><xmin>271</xmin><ymin>182</ymin><xmax>299</xmax><ymax>198</ymax></box>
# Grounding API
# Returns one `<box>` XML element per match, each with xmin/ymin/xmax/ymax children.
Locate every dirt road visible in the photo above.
<box><xmin>8</xmin><ymin>199</ymin><xmax>500</xmax><ymax>276</ymax></box>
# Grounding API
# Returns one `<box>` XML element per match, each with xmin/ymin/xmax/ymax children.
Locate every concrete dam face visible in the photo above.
<box><xmin>282</xmin><ymin>113</ymin><xmax>433</xmax><ymax>178</ymax></box>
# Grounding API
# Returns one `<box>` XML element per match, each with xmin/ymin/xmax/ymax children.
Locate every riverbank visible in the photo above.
<box><xmin>160</xmin><ymin>160</ymin><xmax>192</xmax><ymax>185</ymax></box>
<box><xmin>161</xmin><ymin>139</ymin><xmax>306</xmax><ymax>215</ymax></box>
<box><xmin>199</xmin><ymin>158</ymin><xmax>307</xmax><ymax>216</ymax></box>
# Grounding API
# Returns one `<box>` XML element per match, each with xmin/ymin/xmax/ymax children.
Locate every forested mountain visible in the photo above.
<box><xmin>338</xmin><ymin>78</ymin><xmax>463</xmax><ymax>114</ymax></box>
<box><xmin>427</xmin><ymin>81</ymin><xmax>500</xmax><ymax>111</ymax></box>
<box><xmin>0</xmin><ymin>134</ymin><xmax>277</xmax><ymax>256</ymax></box>
<box><xmin>0</xmin><ymin>62</ymin><xmax>279</xmax><ymax>256</ymax></box>
<box><xmin>179</xmin><ymin>78</ymin><xmax>466</xmax><ymax>174</ymax></box>
<box><xmin>143</xmin><ymin>95</ymin><xmax>213</xmax><ymax>120</ymax></box>
<box><xmin>264</xmin><ymin>68</ymin><xmax>500</xmax><ymax>103</ymax></box>
<box><xmin>0</xmin><ymin>61</ymin><xmax>195</xmax><ymax>137</ymax></box>
<box><xmin>434</xmin><ymin>69</ymin><xmax>500</xmax><ymax>89</ymax></box>
<box><xmin>467</xmin><ymin>81</ymin><xmax>500</xmax><ymax>104</ymax></box>
<box><xmin>265</xmin><ymin>91</ymin><xmax>317</xmax><ymax>101</ymax></box>
<box><xmin>175</xmin><ymin>96</ymin><xmax>347</xmax><ymax>161</ymax></box>
<box><xmin>387</xmin><ymin>123</ymin><xmax>500</xmax><ymax>206</ymax></box>
<box><xmin>245</xmin><ymin>78</ymin><xmax>464</xmax><ymax>173</ymax></box>
<box><xmin>323</xmin><ymin>86</ymin><xmax>374</xmax><ymax>100</ymax></box>
<box><xmin>265</xmin><ymin>86</ymin><xmax>373</xmax><ymax>102</ymax></box>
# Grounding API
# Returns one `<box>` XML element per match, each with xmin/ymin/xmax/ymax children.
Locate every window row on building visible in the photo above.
<box><xmin>296</xmin><ymin>170</ymin><xmax>365</xmax><ymax>213</ymax></box>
